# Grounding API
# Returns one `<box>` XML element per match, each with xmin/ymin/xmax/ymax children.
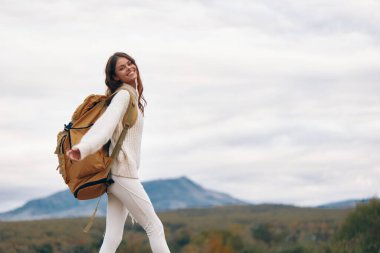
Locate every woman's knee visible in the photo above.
<box><xmin>144</xmin><ymin>215</ymin><xmax>165</xmax><ymax>237</ymax></box>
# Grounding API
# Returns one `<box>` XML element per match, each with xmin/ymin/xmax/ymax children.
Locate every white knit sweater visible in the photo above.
<box><xmin>73</xmin><ymin>84</ymin><xmax>144</xmax><ymax>179</ymax></box>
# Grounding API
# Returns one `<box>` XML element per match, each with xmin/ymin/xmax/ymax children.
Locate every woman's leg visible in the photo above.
<box><xmin>99</xmin><ymin>191</ymin><xmax>129</xmax><ymax>253</ymax></box>
<box><xmin>110</xmin><ymin>175</ymin><xmax>171</xmax><ymax>253</ymax></box>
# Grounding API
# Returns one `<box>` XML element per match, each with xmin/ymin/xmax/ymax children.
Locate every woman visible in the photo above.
<box><xmin>66</xmin><ymin>52</ymin><xmax>171</xmax><ymax>253</ymax></box>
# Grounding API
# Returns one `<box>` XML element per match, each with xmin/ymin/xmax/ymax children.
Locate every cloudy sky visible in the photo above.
<box><xmin>1</xmin><ymin>0</ymin><xmax>379</xmax><ymax>212</ymax></box>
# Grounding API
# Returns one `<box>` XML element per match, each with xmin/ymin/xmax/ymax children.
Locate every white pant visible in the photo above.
<box><xmin>99</xmin><ymin>175</ymin><xmax>171</xmax><ymax>253</ymax></box>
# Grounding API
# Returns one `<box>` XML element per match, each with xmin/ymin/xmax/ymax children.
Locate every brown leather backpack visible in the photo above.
<box><xmin>54</xmin><ymin>88</ymin><xmax>138</xmax><ymax>201</ymax></box>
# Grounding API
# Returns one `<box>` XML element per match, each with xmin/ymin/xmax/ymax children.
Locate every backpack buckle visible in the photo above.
<box><xmin>64</xmin><ymin>122</ymin><xmax>73</xmax><ymax>131</ymax></box>
<box><xmin>106</xmin><ymin>178</ymin><xmax>114</xmax><ymax>186</ymax></box>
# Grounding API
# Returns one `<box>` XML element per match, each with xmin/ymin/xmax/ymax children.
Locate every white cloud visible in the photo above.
<box><xmin>0</xmin><ymin>0</ymin><xmax>380</xmax><ymax>212</ymax></box>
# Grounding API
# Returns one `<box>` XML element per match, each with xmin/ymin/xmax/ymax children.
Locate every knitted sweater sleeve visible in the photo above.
<box><xmin>72</xmin><ymin>90</ymin><xmax>130</xmax><ymax>160</ymax></box>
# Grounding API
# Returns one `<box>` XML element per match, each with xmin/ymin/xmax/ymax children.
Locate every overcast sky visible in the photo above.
<box><xmin>1</xmin><ymin>0</ymin><xmax>380</xmax><ymax>212</ymax></box>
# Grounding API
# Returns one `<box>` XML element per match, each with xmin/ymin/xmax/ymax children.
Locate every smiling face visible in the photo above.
<box><xmin>113</xmin><ymin>57</ymin><xmax>138</xmax><ymax>85</ymax></box>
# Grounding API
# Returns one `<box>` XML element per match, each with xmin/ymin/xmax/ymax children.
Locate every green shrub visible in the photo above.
<box><xmin>251</xmin><ymin>223</ymin><xmax>273</xmax><ymax>244</ymax></box>
<box><xmin>334</xmin><ymin>198</ymin><xmax>380</xmax><ymax>253</ymax></box>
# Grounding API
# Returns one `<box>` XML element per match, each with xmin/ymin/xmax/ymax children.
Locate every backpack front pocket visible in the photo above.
<box><xmin>74</xmin><ymin>150</ymin><xmax>108</xmax><ymax>179</ymax></box>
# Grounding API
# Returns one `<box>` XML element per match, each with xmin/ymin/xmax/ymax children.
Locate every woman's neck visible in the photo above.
<box><xmin>125</xmin><ymin>79</ymin><xmax>137</xmax><ymax>89</ymax></box>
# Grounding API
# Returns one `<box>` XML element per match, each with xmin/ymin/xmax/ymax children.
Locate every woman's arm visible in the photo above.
<box><xmin>70</xmin><ymin>89</ymin><xmax>130</xmax><ymax>160</ymax></box>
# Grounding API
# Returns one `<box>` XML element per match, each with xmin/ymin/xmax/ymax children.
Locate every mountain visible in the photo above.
<box><xmin>317</xmin><ymin>198</ymin><xmax>371</xmax><ymax>209</ymax></box>
<box><xmin>0</xmin><ymin>176</ymin><xmax>248</xmax><ymax>221</ymax></box>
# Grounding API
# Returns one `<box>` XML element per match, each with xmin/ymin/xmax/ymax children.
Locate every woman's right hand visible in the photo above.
<box><xmin>66</xmin><ymin>147</ymin><xmax>81</xmax><ymax>161</ymax></box>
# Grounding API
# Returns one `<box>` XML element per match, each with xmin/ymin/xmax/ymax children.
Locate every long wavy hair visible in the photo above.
<box><xmin>105</xmin><ymin>52</ymin><xmax>147</xmax><ymax>116</ymax></box>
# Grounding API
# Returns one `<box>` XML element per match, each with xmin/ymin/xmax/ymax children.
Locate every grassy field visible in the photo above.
<box><xmin>0</xmin><ymin>204</ymin><xmax>352</xmax><ymax>253</ymax></box>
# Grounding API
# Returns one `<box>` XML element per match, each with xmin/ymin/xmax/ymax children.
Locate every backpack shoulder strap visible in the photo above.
<box><xmin>106</xmin><ymin>86</ymin><xmax>138</xmax><ymax>127</ymax></box>
<box><xmin>122</xmin><ymin>88</ymin><xmax>138</xmax><ymax>128</ymax></box>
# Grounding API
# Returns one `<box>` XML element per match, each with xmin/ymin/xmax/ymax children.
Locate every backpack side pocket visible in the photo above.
<box><xmin>55</xmin><ymin>130</ymin><xmax>69</xmax><ymax>183</ymax></box>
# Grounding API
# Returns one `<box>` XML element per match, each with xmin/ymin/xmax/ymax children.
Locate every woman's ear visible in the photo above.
<box><xmin>113</xmin><ymin>75</ymin><xmax>119</xmax><ymax>81</ymax></box>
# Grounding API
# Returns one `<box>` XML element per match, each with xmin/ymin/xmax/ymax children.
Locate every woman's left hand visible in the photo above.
<box><xmin>66</xmin><ymin>147</ymin><xmax>81</xmax><ymax>161</ymax></box>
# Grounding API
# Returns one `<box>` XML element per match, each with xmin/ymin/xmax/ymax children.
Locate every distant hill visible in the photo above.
<box><xmin>317</xmin><ymin>198</ymin><xmax>371</xmax><ymax>209</ymax></box>
<box><xmin>0</xmin><ymin>176</ymin><xmax>248</xmax><ymax>221</ymax></box>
